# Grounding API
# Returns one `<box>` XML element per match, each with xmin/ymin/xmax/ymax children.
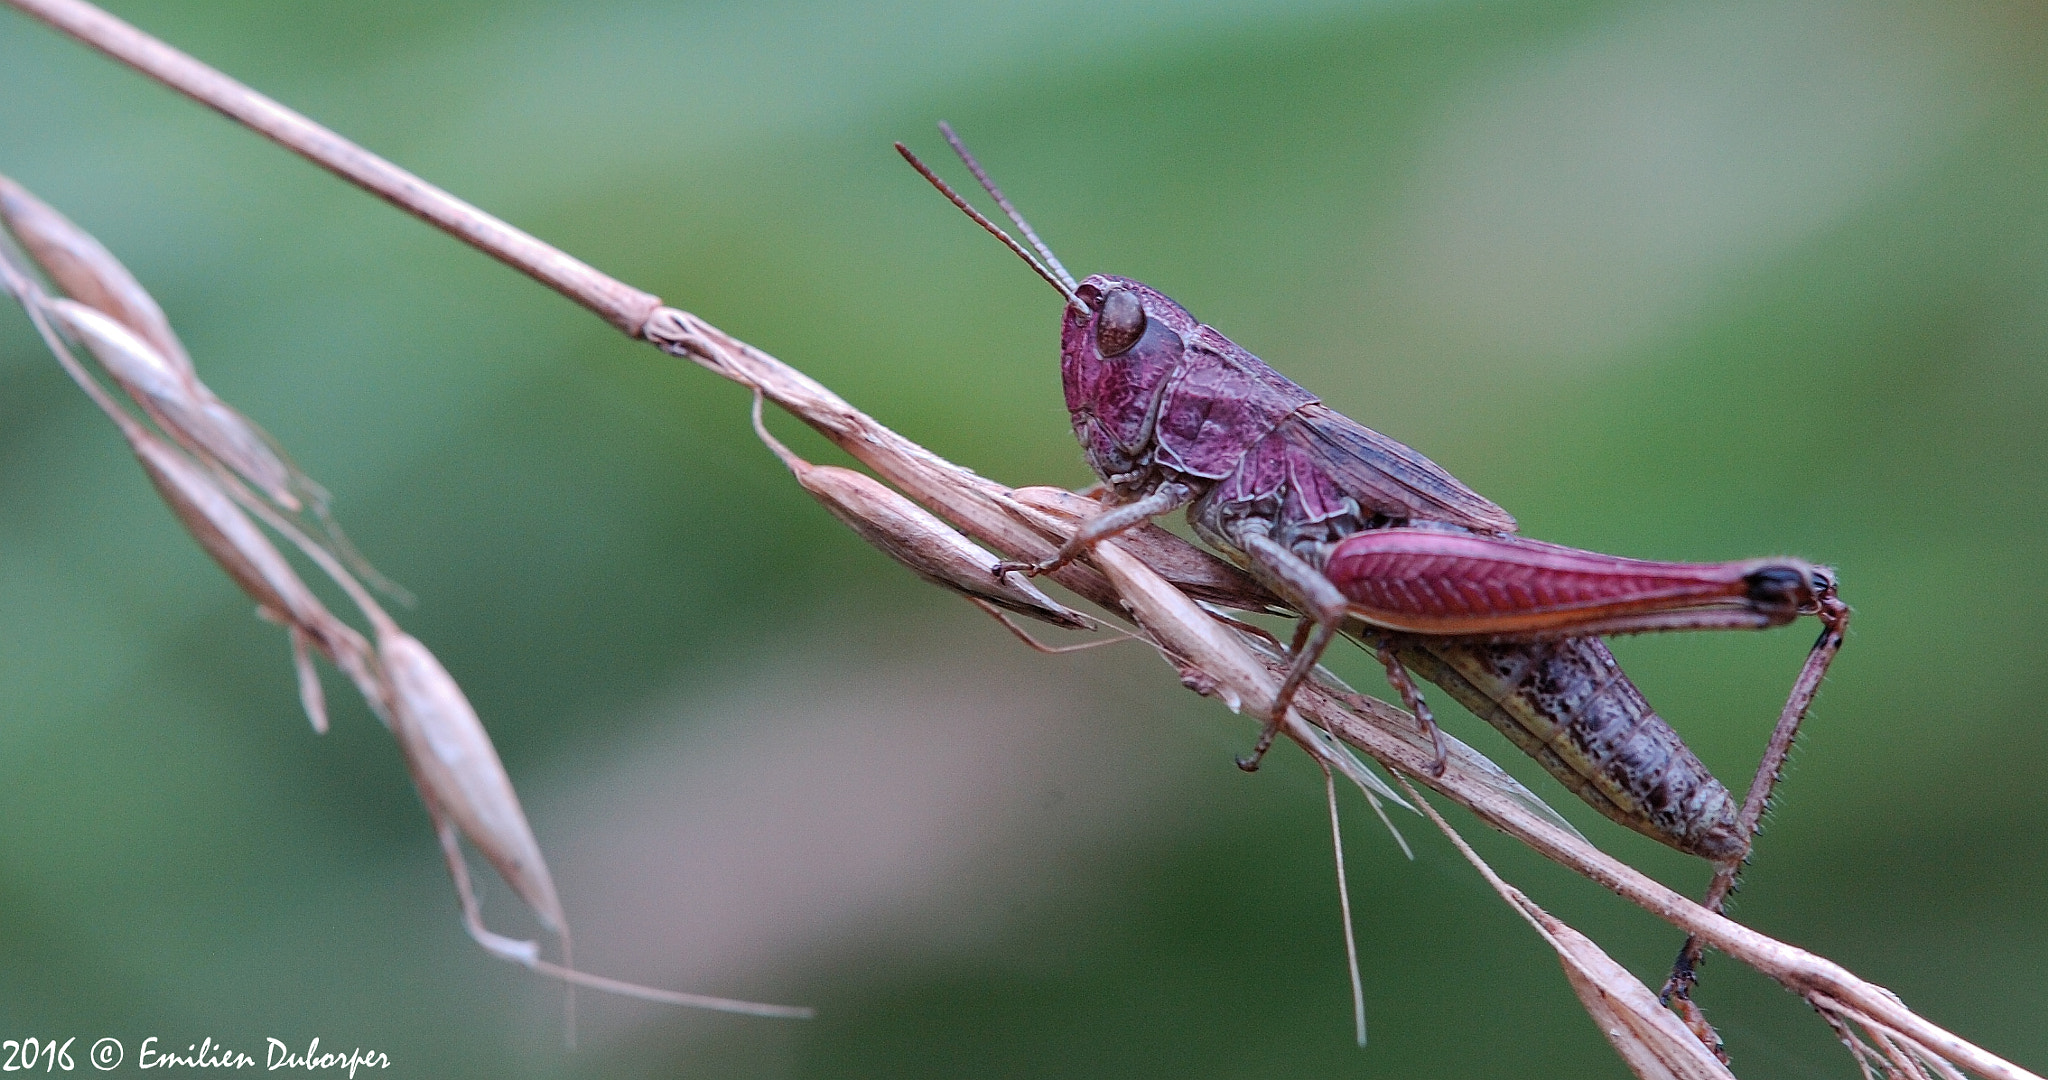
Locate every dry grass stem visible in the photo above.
<box><xmin>3</xmin><ymin>0</ymin><xmax>2039</xmax><ymax>1073</ymax></box>
<box><xmin>1</xmin><ymin>0</ymin><xmax>660</xmax><ymax>336</ymax></box>
<box><xmin>1322</xmin><ymin>768</ymin><xmax>1368</xmax><ymax>1049</ymax></box>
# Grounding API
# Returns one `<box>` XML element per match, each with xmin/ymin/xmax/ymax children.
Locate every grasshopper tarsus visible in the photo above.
<box><xmin>1658</xmin><ymin>950</ymin><xmax>1732</xmax><ymax>1063</ymax></box>
<box><xmin>1235</xmin><ymin>719</ymin><xmax>1282</xmax><ymax>772</ymax></box>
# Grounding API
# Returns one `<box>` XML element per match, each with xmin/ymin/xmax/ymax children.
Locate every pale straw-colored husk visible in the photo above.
<box><xmin>749</xmin><ymin>391</ymin><xmax>1089</xmax><ymax>629</ymax></box>
<box><xmin>47</xmin><ymin>296</ymin><xmax>299</xmax><ymax>509</ymax></box>
<box><xmin>377</xmin><ymin>628</ymin><xmax>565</xmax><ymax>935</ymax></box>
<box><xmin>0</xmin><ymin>172</ymin><xmax>190</xmax><ymax>370</ymax></box>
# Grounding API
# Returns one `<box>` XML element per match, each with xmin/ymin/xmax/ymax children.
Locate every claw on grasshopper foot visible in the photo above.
<box><xmin>1237</xmin><ymin>720</ymin><xmax>1281</xmax><ymax>772</ymax></box>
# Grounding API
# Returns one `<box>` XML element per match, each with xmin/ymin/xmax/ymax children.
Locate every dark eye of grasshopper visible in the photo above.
<box><xmin>1095</xmin><ymin>288</ymin><xmax>1147</xmax><ymax>357</ymax></box>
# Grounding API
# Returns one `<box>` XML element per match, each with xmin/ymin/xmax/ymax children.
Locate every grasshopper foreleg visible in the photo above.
<box><xmin>997</xmin><ymin>481</ymin><xmax>1193</xmax><ymax>578</ymax></box>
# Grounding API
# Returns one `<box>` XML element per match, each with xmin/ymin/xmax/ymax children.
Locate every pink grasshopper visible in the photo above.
<box><xmin>897</xmin><ymin>127</ymin><xmax>1848</xmax><ymax>1018</ymax></box>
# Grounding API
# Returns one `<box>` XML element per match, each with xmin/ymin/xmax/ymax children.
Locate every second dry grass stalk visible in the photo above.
<box><xmin>0</xmin><ymin>172</ymin><xmax>810</xmax><ymax>1022</ymax></box>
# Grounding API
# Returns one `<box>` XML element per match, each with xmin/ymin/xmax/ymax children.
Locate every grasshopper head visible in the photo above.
<box><xmin>1060</xmin><ymin>275</ymin><xmax>1201</xmax><ymax>491</ymax></box>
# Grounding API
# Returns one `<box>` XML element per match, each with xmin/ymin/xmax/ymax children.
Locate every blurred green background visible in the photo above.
<box><xmin>2</xmin><ymin>0</ymin><xmax>2044</xmax><ymax>1076</ymax></box>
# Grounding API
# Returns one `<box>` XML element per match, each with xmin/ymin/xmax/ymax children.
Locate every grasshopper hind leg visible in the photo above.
<box><xmin>1372</xmin><ymin>636</ymin><xmax>1448</xmax><ymax>775</ymax></box>
<box><xmin>1661</xmin><ymin>581</ymin><xmax>1850</xmax><ymax>1045</ymax></box>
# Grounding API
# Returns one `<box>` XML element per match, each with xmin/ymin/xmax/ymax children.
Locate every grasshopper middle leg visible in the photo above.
<box><xmin>1231</xmin><ymin>529</ymin><xmax>1351</xmax><ymax>771</ymax></box>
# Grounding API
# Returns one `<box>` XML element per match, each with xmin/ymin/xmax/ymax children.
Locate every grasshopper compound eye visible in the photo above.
<box><xmin>1096</xmin><ymin>288</ymin><xmax>1146</xmax><ymax>356</ymax></box>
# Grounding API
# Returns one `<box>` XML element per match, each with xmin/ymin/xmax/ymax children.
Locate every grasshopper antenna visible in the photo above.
<box><xmin>895</xmin><ymin>141</ymin><xmax>1088</xmax><ymax>314</ymax></box>
<box><xmin>937</xmin><ymin>122</ymin><xmax>1078</xmax><ymax>292</ymax></box>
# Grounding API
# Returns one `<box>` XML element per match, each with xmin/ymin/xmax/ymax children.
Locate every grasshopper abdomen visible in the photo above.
<box><xmin>1396</xmin><ymin>635</ymin><xmax>1745</xmax><ymax>859</ymax></box>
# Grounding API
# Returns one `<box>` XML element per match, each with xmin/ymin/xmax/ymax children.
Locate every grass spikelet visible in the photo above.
<box><xmin>0</xmin><ymin>172</ymin><xmax>189</xmax><ymax>369</ymax></box>
<box><xmin>128</xmin><ymin>427</ymin><xmax>324</xmax><ymax>629</ymax></box>
<box><xmin>46</xmin><ymin>295</ymin><xmax>299</xmax><ymax>510</ymax></box>
<box><xmin>375</xmin><ymin>627</ymin><xmax>566</xmax><ymax>936</ymax></box>
<box><xmin>2</xmin><ymin>182</ymin><xmax>400</xmax><ymax>601</ymax></box>
<box><xmin>749</xmin><ymin>390</ymin><xmax>1089</xmax><ymax>629</ymax></box>
<box><xmin>125</xmin><ymin>426</ymin><xmax>373</xmax><ymax>733</ymax></box>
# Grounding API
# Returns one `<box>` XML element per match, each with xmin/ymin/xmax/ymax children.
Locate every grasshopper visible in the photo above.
<box><xmin>896</xmin><ymin>127</ymin><xmax>1847</xmax><ymax>1020</ymax></box>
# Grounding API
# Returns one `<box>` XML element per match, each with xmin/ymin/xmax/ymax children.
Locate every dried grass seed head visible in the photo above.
<box><xmin>806</xmin><ymin>465</ymin><xmax>1089</xmax><ymax>627</ymax></box>
<box><xmin>45</xmin><ymin>296</ymin><xmax>301</xmax><ymax>510</ymax></box>
<box><xmin>129</xmin><ymin>427</ymin><xmax>326</xmax><ymax>630</ymax></box>
<box><xmin>188</xmin><ymin>395</ymin><xmax>303</xmax><ymax>511</ymax></box>
<box><xmin>127</xmin><ymin>428</ymin><xmax>371</xmax><ymax>732</ymax></box>
<box><xmin>46</xmin><ymin>297</ymin><xmax>190</xmax><ymax>407</ymax></box>
<box><xmin>377</xmin><ymin>628</ymin><xmax>565</xmax><ymax>935</ymax></box>
<box><xmin>1543</xmin><ymin>910</ymin><xmax>1736</xmax><ymax>1080</ymax></box>
<box><xmin>1406</xmin><ymin>779</ymin><xmax>1732</xmax><ymax>1080</ymax></box>
<box><xmin>750</xmin><ymin>392</ymin><xmax>1088</xmax><ymax>628</ymax></box>
<box><xmin>3</xmin><ymin>181</ymin><xmax>380</xmax><ymax>592</ymax></box>
<box><xmin>1085</xmin><ymin>539</ymin><xmax>1273</xmax><ymax>717</ymax></box>
<box><xmin>0</xmin><ymin>172</ymin><xmax>190</xmax><ymax>371</ymax></box>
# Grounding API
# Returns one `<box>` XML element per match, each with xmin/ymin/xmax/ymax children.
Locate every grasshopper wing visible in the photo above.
<box><xmin>1283</xmin><ymin>404</ymin><xmax>1518</xmax><ymax>534</ymax></box>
